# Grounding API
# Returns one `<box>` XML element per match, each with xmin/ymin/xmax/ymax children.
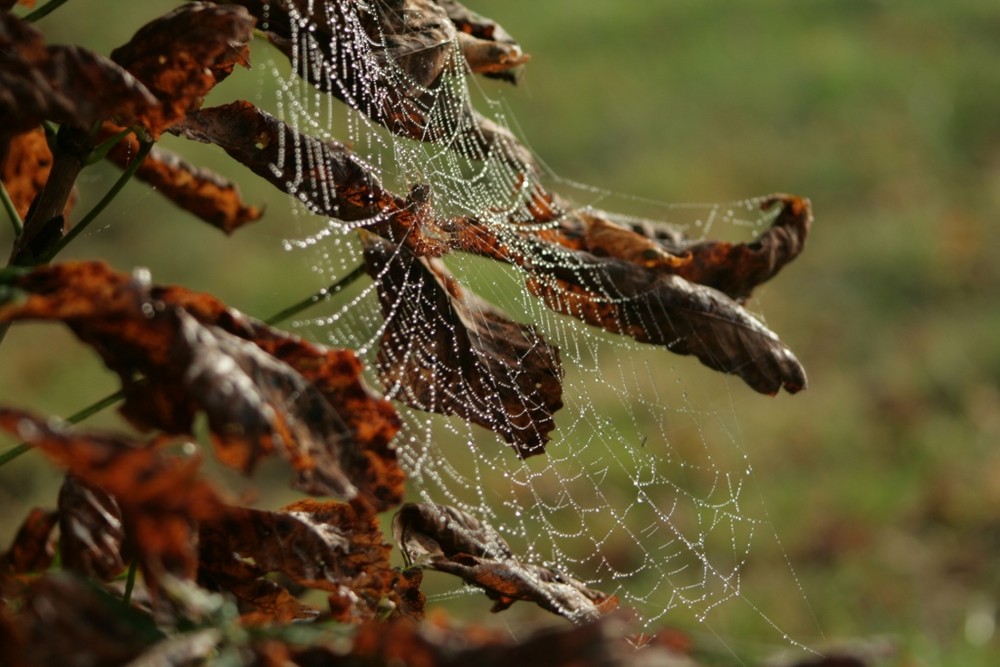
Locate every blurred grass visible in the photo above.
<box><xmin>2</xmin><ymin>1</ymin><xmax>1000</xmax><ymax>665</ymax></box>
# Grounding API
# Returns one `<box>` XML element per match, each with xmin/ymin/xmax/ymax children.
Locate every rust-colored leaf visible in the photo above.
<box><xmin>102</xmin><ymin>125</ymin><xmax>261</xmax><ymax>233</ymax></box>
<box><xmin>58</xmin><ymin>474</ymin><xmax>126</xmax><ymax>581</ymax></box>
<box><xmin>0</xmin><ymin>13</ymin><xmax>159</xmax><ymax>144</ymax></box>
<box><xmin>199</xmin><ymin>500</ymin><xmax>424</xmax><ymax>623</ymax></box>
<box><xmin>0</xmin><ymin>573</ymin><xmax>161</xmax><ymax>667</ymax></box>
<box><xmin>393</xmin><ymin>502</ymin><xmax>616</xmax><ymax>622</ymax></box>
<box><xmin>525</xmin><ymin>242</ymin><xmax>807</xmax><ymax>395</ymax></box>
<box><xmin>324</xmin><ymin>612</ymin><xmax>674</xmax><ymax>667</ymax></box>
<box><xmin>0</xmin><ymin>261</ymin><xmax>403</xmax><ymax>507</ymax></box>
<box><xmin>109</xmin><ymin>2</ymin><xmax>255</xmax><ymax>137</ymax></box>
<box><xmin>0</xmin><ymin>409</ymin><xmax>223</xmax><ymax>584</ymax></box>
<box><xmin>437</xmin><ymin>0</ymin><xmax>531</xmax><ymax>81</ymax></box>
<box><xmin>563</xmin><ymin>195</ymin><xmax>812</xmax><ymax>303</ymax></box>
<box><xmin>175</xmin><ymin>100</ymin><xmax>454</xmax><ymax>257</ymax></box>
<box><xmin>228</xmin><ymin>1</ymin><xmax>535</xmax><ymax>170</ymax></box>
<box><xmin>362</xmin><ymin>233</ymin><xmax>563</xmax><ymax>458</ymax></box>
<box><xmin>150</xmin><ymin>283</ymin><xmax>405</xmax><ymax>513</ymax></box>
<box><xmin>224</xmin><ymin>579</ymin><xmax>320</xmax><ymax>626</ymax></box>
<box><xmin>0</xmin><ymin>508</ymin><xmax>58</xmax><ymax>575</ymax></box>
<box><xmin>0</xmin><ymin>128</ymin><xmax>73</xmax><ymax>221</ymax></box>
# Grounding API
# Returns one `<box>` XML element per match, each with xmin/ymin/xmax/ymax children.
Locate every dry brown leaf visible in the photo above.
<box><xmin>227</xmin><ymin>0</ymin><xmax>535</xmax><ymax>171</ymax></box>
<box><xmin>393</xmin><ymin>502</ymin><xmax>616</xmax><ymax>622</ymax></box>
<box><xmin>437</xmin><ymin>0</ymin><xmax>531</xmax><ymax>81</ymax></box>
<box><xmin>524</xmin><ymin>242</ymin><xmax>807</xmax><ymax>395</ymax></box>
<box><xmin>0</xmin><ymin>508</ymin><xmax>58</xmax><ymax>575</ymax></box>
<box><xmin>0</xmin><ymin>261</ymin><xmax>403</xmax><ymax>507</ymax></box>
<box><xmin>223</xmin><ymin>579</ymin><xmax>321</xmax><ymax>626</ymax></box>
<box><xmin>58</xmin><ymin>474</ymin><xmax>126</xmax><ymax>581</ymax></box>
<box><xmin>362</xmin><ymin>233</ymin><xmax>563</xmax><ymax>458</ymax></box>
<box><xmin>0</xmin><ymin>128</ymin><xmax>71</xmax><ymax>221</ymax></box>
<box><xmin>199</xmin><ymin>500</ymin><xmax>424</xmax><ymax>624</ymax></box>
<box><xmin>102</xmin><ymin>126</ymin><xmax>262</xmax><ymax>233</ymax></box>
<box><xmin>0</xmin><ymin>409</ymin><xmax>223</xmax><ymax>584</ymax></box>
<box><xmin>575</xmin><ymin>196</ymin><xmax>812</xmax><ymax>303</ymax></box>
<box><xmin>151</xmin><ymin>283</ymin><xmax>405</xmax><ymax>513</ymax></box>
<box><xmin>0</xmin><ymin>13</ymin><xmax>159</xmax><ymax>143</ymax></box>
<box><xmin>0</xmin><ymin>573</ymin><xmax>163</xmax><ymax>667</ymax></box>
<box><xmin>109</xmin><ymin>2</ymin><xmax>255</xmax><ymax>137</ymax></box>
<box><xmin>175</xmin><ymin>100</ymin><xmax>454</xmax><ymax>256</ymax></box>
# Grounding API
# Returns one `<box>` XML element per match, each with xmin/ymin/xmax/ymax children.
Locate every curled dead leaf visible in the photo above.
<box><xmin>0</xmin><ymin>128</ymin><xmax>72</xmax><ymax>222</ymax></box>
<box><xmin>109</xmin><ymin>2</ymin><xmax>255</xmax><ymax>137</ymax></box>
<box><xmin>200</xmin><ymin>500</ymin><xmax>424</xmax><ymax>624</ymax></box>
<box><xmin>0</xmin><ymin>261</ymin><xmax>404</xmax><ymax>509</ymax></box>
<box><xmin>0</xmin><ymin>409</ymin><xmax>223</xmax><ymax>585</ymax></box>
<box><xmin>0</xmin><ymin>508</ymin><xmax>58</xmax><ymax>576</ymax></box>
<box><xmin>393</xmin><ymin>502</ymin><xmax>616</xmax><ymax>622</ymax></box>
<box><xmin>524</xmin><ymin>241</ymin><xmax>807</xmax><ymax>395</ymax></box>
<box><xmin>0</xmin><ymin>12</ymin><xmax>159</xmax><ymax>143</ymax></box>
<box><xmin>229</xmin><ymin>0</ymin><xmax>535</xmax><ymax>171</ymax></box>
<box><xmin>57</xmin><ymin>474</ymin><xmax>126</xmax><ymax>581</ymax></box>
<box><xmin>102</xmin><ymin>125</ymin><xmax>262</xmax><ymax>233</ymax></box>
<box><xmin>363</xmin><ymin>233</ymin><xmax>563</xmax><ymax>458</ymax></box>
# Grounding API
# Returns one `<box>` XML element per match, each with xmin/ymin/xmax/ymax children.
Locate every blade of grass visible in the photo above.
<box><xmin>24</xmin><ymin>0</ymin><xmax>72</xmax><ymax>22</ymax></box>
<box><xmin>122</xmin><ymin>559</ymin><xmax>138</xmax><ymax>604</ymax></box>
<box><xmin>0</xmin><ymin>180</ymin><xmax>23</xmax><ymax>236</ymax></box>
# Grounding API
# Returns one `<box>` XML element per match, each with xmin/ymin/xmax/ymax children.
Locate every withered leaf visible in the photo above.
<box><xmin>393</xmin><ymin>502</ymin><xmax>616</xmax><ymax>622</ymax></box>
<box><xmin>58</xmin><ymin>474</ymin><xmax>126</xmax><ymax>581</ymax></box>
<box><xmin>229</xmin><ymin>0</ymin><xmax>535</xmax><ymax>170</ymax></box>
<box><xmin>109</xmin><ymin>2</ymin><xmax>255</xmax><ymax>137</ymax></box>
<box><xmin>436</xmin><ymin>0</ymin><xmax>531</xmax><ymax>82</ymax></box>
<box><xmin>102</xmin><ymin>126</ymin><xmax>262</xmax><ymax>233</ymax></box>
<box><xmin>525</xmin><ymin>242</ymin><xmax>807</xmax><ymax>395</ymax></box>
<box><xmin>175</xmin><ymin>100</ymin><xmax>454</xmax><ymax>256</ymax></box>
<box><xmin>223</xmin><ymin>579</ymin><xmax>320</xmax><ymax>626</ymax></box>
<box><xmin>261</xmin><ymin>615</ymin><xmax>690</xmax><ymax>667</ymax></box>
<box><xmin>584</xmin><ymin>195</ymin><xmax>812</xmax><ymax>302</ymax></box>
<box><xmin>0</xmin><ymin>128</ymin><xmax>71</xmax><ymax>221</ymax></box>
<box><xmin>1</xmin><ymin>573</ymin><xmax>163</xmax><ymax>667</ymax></box>
<box><xmin>200</xmin><ymin>500</ymin><xmax>423</xmax><ymax>623</ymax></box>
<box><xmin>0</xmin><ymin>507</ymin><xmax>58</xmax><ymax>575</ymax></box>
<box><xmin>0</xmin><ymin>13</ymin><xmax>159</xmax><ymax>143</ymax></box>
<box><xmin>150</xmin><ymin>283</ymin><xmax>405</xmax><ymax>513</ymax></box>
<box><xmin>0</xmin><ymin>409</ymin><xmax>223</xmax><ymax>584</ymax></box>
<box><xmin>0</xmin><ymin>261</ymin><xmax>403</xmax><ymax>507</ymax></box>
<box><xmin>363</xmin><ymin>233</ymin><xmax>563</xmax><ymax>458</ymax></box>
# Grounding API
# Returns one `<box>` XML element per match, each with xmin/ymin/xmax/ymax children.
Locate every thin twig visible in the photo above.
<box><xmin>23</xmin><ymin>0</ymin><xmax>72</xmax><ymax>22</ymax></box>
<box><xmin>0</xmin><ymin>180</ymin><xmax>23</xmax><ymax>236</ymax></box>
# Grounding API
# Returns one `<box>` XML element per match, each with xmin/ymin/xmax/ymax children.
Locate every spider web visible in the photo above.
<box><xmin>254</xmin><ymin>0</ymin><xmax>813</xmax><ymax>647</ymax></box>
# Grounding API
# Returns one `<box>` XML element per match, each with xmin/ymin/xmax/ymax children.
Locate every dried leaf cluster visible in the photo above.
<box><xmin>0</xmin><ymin>1</ymin><xmax>820</xmax><ymax>666</ymax></box>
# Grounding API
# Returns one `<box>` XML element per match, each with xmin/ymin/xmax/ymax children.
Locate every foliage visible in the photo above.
<box><xmin>7</xmin><ymin>0</ymin><xmax>991</xmax><ymax>665</ymax></box>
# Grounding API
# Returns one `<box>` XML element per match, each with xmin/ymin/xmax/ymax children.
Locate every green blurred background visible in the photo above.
<box><xmin>2</xmin><ymin>1</ymin><xmax>1000</xmax><ymax>665</ymax></box>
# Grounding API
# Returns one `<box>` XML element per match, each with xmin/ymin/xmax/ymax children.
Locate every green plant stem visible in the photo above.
<box><xmin>122</xmin><ymin>560</ymin><xmax>138</xmax><ymax>604</ymax></box>
<box><xmin>0</xmin><ymin>442</ymin><xmax>32</xmax><ymax>468</ymax></box>
<box><xmin>264</xmin><ymin>264</ymin><xmax>367</xmax><ymax>325</ymax></box>
<box><xmin>0</xmin><ymin>180</ymin><xmax>23</xmax><ymax>236</ymax></box>
<box><xmin>24</xmin><ymin>0</ymin><xmax>72</xmax><ymax>22</ymax></box>
<box><xmin>41</xmin><ymin>139</ymin><xmax>152</xmax><ymax>263</ymax></box>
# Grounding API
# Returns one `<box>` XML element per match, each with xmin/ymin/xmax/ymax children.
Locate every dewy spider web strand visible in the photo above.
<box><xmin>259</xmin><ymin>0</ymin><xmax>815</xmax><ymax>649</ymax></box>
